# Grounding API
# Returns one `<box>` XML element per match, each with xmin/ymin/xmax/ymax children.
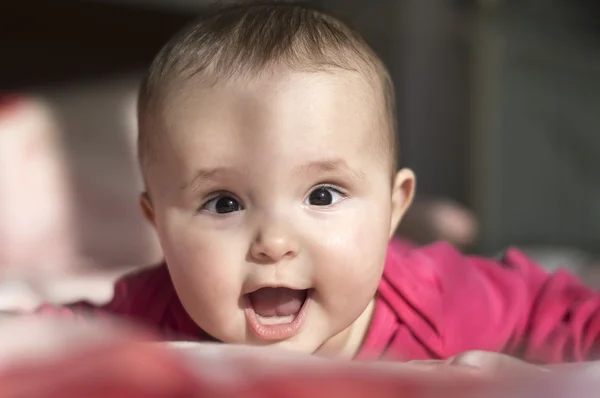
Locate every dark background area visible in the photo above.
<box><xmin>0</xmin><ymin>1</ymin><xmax>192</xmax><ymax>89</ymax></box>
<box><xmin>1</xmin><ymin>0</ymin><xmax>599</xmax><ymax>270</ymax></box>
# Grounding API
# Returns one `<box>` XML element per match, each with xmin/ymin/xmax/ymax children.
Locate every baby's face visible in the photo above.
<box><xmin>143</xmin><ymin>70</ymin><xmax>413</xmax><ymax>354</ymax></box>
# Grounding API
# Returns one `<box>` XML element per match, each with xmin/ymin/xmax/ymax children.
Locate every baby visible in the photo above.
<box><xmin>37</xmin><ymin>1</ymin><xmax>600</xmax><ymax>363</ymax></box>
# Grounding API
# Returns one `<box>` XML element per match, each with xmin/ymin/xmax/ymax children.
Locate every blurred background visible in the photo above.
<box><xmin>0</xmin><ymin>0</ymin><xmax>599</xmax><ymax>306</ymax></box>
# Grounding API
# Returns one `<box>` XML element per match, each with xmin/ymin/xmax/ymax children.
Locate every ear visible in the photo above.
<box><xmin>389</xmin><ymin>168</ymin><xmax>416</xmax><ymax>238</ymax></box>
<box><xmin>139</xmin><ymin>192</ymin><xmax>156</xmax><ymax>227</ymax></box>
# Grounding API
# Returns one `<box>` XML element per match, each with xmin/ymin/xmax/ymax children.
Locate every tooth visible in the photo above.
<box><xmin>258</xmin><ymin>315</ymin><xmax>295</xmax><ymax>325</ymax></box>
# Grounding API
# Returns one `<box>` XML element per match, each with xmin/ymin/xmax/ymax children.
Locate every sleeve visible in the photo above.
<box><xmin>425</xmin><ymin>243</ymin><xmax>600</xmax><ymax>363</ymax></box>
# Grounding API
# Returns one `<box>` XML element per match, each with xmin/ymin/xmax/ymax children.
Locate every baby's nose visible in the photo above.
<box><xmin>249</xmin><ymin>223</ymin><xmax>299</xmax><ymax>264</ymax></box>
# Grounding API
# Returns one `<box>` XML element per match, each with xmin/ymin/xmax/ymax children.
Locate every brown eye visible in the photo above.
<box><xmin>203</xmin><ymin>195</ymin><xmax>243</xmax><ymax>214</ymax></box>
<box><xmin>308</xmin><ymin>187</ymin><xmax>332</xmax><ymax>206</ymax></box>
<box><xmin>306</xmin><ymin>186</ymin><xmax>345</xmax><ymax>207</ymax></box>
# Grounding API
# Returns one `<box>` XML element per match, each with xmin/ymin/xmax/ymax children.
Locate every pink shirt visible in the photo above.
<box><xmin>38</xmin><ymin>240</ymin><xmax>600</xmax><ymax>363</ymax></box>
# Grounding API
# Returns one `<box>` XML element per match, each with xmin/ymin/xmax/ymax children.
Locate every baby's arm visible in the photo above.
<box><xmin>430</xmin><ymin>243</ymin><xmax>600</xmax><ymax>363</ymax></box>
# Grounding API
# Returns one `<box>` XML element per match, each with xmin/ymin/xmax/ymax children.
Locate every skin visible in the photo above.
<box><xmin>141</xmin><ymin>69</ymin><xmax>415</xmax><ymax>357</ymax></box>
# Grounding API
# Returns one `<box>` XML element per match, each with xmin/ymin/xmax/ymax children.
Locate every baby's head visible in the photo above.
<box><xmin>137</xmin><ymin>1</ymin><xmax>415</xmax><ymax>356</ymax></box>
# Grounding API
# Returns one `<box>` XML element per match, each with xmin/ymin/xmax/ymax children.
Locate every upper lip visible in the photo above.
<box><xmin>242</xmin><ymin>284</ymin><xmax>311</xmax><ymax>295</ymax></box>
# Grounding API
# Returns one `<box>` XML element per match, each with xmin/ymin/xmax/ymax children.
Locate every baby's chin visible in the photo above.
<box><xmin>187</xmin><ymin>317</ymin><xmax>325</xmax><ymax>356</ymax></box>
<box><xmin>187</xmin><ymin>294</ymin><xmax>351</xmax><ymax>356</ymax></box>
<box><xmin>226</xmin><ymin>327</ymin><xmax>324</xmax><ymax>355</ymax></box>
<box><xmin>258</xmin><ymin>336</ymin><xmax>324</xmax><ymax>355</ymax></box>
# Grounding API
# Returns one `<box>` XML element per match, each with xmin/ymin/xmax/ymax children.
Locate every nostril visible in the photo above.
<box><xmin>258</xmin><ymin>251</ymin><xmax>272</xmax><ymax>260</ymax></box>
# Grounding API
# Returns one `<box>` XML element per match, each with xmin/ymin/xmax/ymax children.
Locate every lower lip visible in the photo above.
<box><xmin>244</xmin><ymin>290</ymin><xmax>311</xmax><ymax>341</ymax></box>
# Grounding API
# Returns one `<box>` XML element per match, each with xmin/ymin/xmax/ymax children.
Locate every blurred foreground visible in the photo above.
<box><xmin>0</xmin><ymin>316</ymin><xmax>598</xmax><ymax>398</ymax></box>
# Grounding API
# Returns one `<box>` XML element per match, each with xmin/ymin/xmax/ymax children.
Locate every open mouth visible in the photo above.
<box><xmin>244</xmin><ymin>287</ymin><xmax>311</xmax><ymax>341</ymax></box>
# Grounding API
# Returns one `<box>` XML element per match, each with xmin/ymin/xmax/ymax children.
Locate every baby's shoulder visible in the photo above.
<box><xmin>109</xmin><ymin>262</ymin><xmax>175</xmax><ymax>313</ymax></box>
<box><xmin>384</xmin><ymin>239</ymin><xmax>464</xmax><ymax>281</ymax></box>
<box><xmin>384</xmin><ymin>239</ymin><xmax>532</xmax><ymax>281</ymax></box>
<box><xmin>113</xmin><ymin>262</ymin><xmax>170</xmax><ymax>293</ymax></box>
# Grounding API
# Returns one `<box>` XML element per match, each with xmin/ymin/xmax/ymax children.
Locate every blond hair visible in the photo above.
<box><xmin>138</xmin><ymin>1</ymin><xmax>398</xmax><ymax>176</ymax></box>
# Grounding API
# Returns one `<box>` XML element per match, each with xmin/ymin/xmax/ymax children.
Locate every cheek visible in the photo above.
<box><xmin>311</xmin><ymin>201</ymin><xmax>390</xmax><ymax>301</ymax></box>
<box><xmin>155</xmin><ymin>210</ymin><xmax>246</xmax><ymax>305</ymax></box>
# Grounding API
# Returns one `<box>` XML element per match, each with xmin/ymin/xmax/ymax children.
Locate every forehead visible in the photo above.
<box><xmin>149</xmin><ymin>71</ymin><xmax>388</xmax><ymax>185</ymax></box>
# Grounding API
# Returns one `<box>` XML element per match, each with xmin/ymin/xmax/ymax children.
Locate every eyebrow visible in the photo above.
<box><xmin>181</xmin><ymin>159</ymin><xmax>365</xmax><ymax>191</ymax></box>
<box><xmin>293</xmin><ymin>159</ymin><xmax>366</xmax><ymax>180</ymax></box>
<box><xmin>180</xmin><ymin>167</ymin><xmax>228</xmax><ymax>191</ymax></box>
